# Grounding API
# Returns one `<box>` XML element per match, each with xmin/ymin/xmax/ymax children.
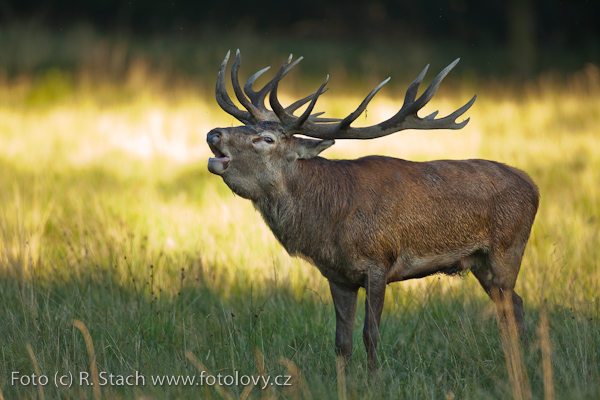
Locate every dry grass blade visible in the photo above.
<box><xmin>279</xmin><ymin>357</ymin><xmax>312</xmax><ymax>400</ymax></box>
<box><xmin>73</xmin><ymin>319</ymin><xmax>102</xmax><ymax>400</ymax></box>
<box><xmin>239</xmin><ymin>380</ymin><xmax>256</xmax><ymax>400</ymax></box>
<box><xmin>253</xmin><ymin>349</ymin><xmax>273</xmax><ymax>400</ymax></box>
<box><xmin>538</xmin><ymin>308</ymin><xmax>555</xmax><ymax>400</ymax></box>
<box><xmin>335</xmin><ymin>356</ymin><xmax>347</xmax><ymax>400</ymax></box>
<box><xmin>185</xmin><ymin>350</ymin><xmax>234</xmax><ymax>400</ymax></box>
<box><xmin>491</xmin><ymin>288</ymin><xmax>532</xmax><ymax>400</ymax></box>
<box><xmin>25</xmin><ymin>343</ymin><xmax>45</xmax><ymax>400</ymax></box>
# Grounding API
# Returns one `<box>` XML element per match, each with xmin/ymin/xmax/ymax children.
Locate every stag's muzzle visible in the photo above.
<box><xmin>207</xmin><ymin>130</ymin><xmax>230</xmax><ymax>175</ymax></box>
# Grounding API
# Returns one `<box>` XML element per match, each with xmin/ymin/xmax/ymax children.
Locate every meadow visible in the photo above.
<box><xmin>0</xmin><ymin>27</ymin><xmax>599</xmax><ymax>399</ymax></box>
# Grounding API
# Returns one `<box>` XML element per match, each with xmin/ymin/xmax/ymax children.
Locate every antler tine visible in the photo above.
<box><xmin>215</xmin><ymin>51</ymin><xmax>253</xmax><ymax>124</ymax></box>
<box><xmin>285</xmin><ymin>87</ymin><xmax>329</xmax><ymax>114</ymax></box>
<box><xmin>408</xmin><ymin>58</ymin><xmax>460</xmax><ymax>113</ymax></box>
<box><xmin>246</xmin><ymin>55</ymin><xmax>304</xmax><ymax>114</ymax></box>
<box><xmin>244</xmin><ymin>66</ymin><xmax>271</xmax><ymax>98</ymax></box>
<box><xmin>311</xmin><ymin>117</ymin><xmax>343</xmax><ymax>123</ymax></box>
<box><xmin>424</xmin><ymin>94</ymin><xmax>477</xmax><ymax>129</ymax></box>
<box><xmin>338</xmin><ymin>77</ymin><xmax>391</xmax><ymax>129</ymax></box>
<box><xmin>292</xmin><ymin>75</ymin><xmax>330</xmax><ymax>129</ymax></box>
<box><xmin>231</xmin><ymin>49</ymin><xmax>263</xmax><ymax>122</ymax></box>
<box><xmin>243</xmin><ymin>66</ymin><xmax>271</xmax><ymax>115</ymax></box>
<box><xmin>403</xmin><ymin>64</ymin><xmax>429</xmax><ymax>106</ymax></box>
<box><xmin>269</xmin><ymin>55</ymin><xmax>300</xmax><ymax>126</ymax></box>
<box><xmin>306</xmin><ymin>112</ymin><xmax>341</xmax><ymax>123</ymax></box>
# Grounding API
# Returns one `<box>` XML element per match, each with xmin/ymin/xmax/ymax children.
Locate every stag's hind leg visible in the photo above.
<box><xmin>471</xmin><ymin>248</ymin><xmax>526</xmax><ymax>336</ymax></box>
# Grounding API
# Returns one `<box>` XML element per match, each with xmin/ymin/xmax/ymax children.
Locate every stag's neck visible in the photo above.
<box><xmin>252</xmin><ymin>157</ymin><xmax>355</xmax><ymax>260</ymax></box>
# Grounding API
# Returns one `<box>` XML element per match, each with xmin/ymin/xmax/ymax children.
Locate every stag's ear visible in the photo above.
<box><xmin>292</xmin><ymin>137</ymin><xmax>335</xmax><ymax>160</ymax></box>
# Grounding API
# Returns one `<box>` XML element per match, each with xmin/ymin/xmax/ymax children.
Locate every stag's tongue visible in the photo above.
<box><xmin>208</xmin><ymin>156</ymin><xmax>230</xmax><ymax>175</ymax></box>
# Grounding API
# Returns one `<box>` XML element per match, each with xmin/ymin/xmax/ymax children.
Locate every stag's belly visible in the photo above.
<box><xmin>386</xmin><ymin>246</ymin><xmax>489</xmax><ymax>283</ymax></box>
<box><xmin>298</xmin><ymin>245</ymin><xmax>489</xmax><ymax>288</ymax></box>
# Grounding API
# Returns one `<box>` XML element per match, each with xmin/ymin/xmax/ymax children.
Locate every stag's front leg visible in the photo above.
<box><xmin>329</xmin><ymin>281</ymin><xmax>358</xmax><ymax>366</ymax></box>
<box><xmin>363</xmin><ymin>270</ymin><xmax>386</xmax><ymax>371</ymax></box>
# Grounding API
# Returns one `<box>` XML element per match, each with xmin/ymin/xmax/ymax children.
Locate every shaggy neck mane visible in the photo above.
<box><xmin>253</xmin><ymin>157</ymin><xmax>357</xmax><ymax>261</ymax></box>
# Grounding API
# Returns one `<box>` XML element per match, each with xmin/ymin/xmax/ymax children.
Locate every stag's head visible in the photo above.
<box><xmin>207</xmin><ymin>50</ymin><xmax>476</xmax><ymax>199</ymax></box>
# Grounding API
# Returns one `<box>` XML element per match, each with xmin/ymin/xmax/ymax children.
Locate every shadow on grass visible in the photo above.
<box><xmin>0</xmin><ymin>255</ymin><xmax>335</xmax><ymax>399</ymax></box>
<box><xmin>1</xmin><ymin>254</ymin><xmax>599</xmax><ymax>400</ymax></box>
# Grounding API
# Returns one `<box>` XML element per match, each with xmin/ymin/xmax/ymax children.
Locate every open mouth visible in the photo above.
<box><xmin>207</xmin><ymin>143</ymin><xmax>231</xmax><ymax>175</ymax></box>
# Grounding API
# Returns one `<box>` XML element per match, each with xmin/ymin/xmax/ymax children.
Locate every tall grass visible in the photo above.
<box><xmin>0</xmin><ymin>27</ymin><xmax>599</xmax><ymax>399</ymax></box>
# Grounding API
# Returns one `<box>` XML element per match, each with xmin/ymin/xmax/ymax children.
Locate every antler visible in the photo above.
<box><xmin>215</xmin><ymin>50</ymin><xmax>476</xmax><ymax>139</ymax></box>
<box><xmin>216</xmin><ymin>50</ymin><xmax>338</xmax><ymax>125</ymax></box>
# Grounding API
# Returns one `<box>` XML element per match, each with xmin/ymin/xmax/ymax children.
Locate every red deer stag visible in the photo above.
<box><xmin>207</xmin><ymin>50</ymin><xmax>539</xmax><ymax>370</ymax></box>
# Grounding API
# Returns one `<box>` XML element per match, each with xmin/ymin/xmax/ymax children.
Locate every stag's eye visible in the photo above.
<box><xmin>254</xmin><ymin>136</ymin><xmax>275</xmax><ymax>144</ymax></box>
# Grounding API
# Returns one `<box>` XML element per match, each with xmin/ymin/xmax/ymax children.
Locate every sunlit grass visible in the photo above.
<box><xmin>1</xmin><ymin>37</ymin><xmax>599</xmax><ymax>398</ymax></box>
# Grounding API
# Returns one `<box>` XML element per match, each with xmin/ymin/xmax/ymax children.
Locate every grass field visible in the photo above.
<box><xmin>1</xmin><ymin>28</ymin><xmax>599</xmax><ymax>399</ymax></box>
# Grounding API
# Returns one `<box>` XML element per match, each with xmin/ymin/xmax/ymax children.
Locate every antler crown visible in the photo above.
<box><xmin>216</xmin><ymin>49</ymin><xmax>476</xmax><ymax>140</ymax></box>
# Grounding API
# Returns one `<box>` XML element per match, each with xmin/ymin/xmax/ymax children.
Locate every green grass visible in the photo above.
<box><xmin>1</xmin><ymin>28</ymin><xmax>599</xmax><ymax>399</ymax></box>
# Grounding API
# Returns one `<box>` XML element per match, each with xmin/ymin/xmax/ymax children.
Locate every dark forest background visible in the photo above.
<box><xmin>1</xmin><ymin>0</ymin><xmax>599</xmax><ymax>81</ymax></box>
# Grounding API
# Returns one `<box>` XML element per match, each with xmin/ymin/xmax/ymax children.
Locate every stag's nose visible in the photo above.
<box><xmin>207</xmin><ymin>130</ymin><xmax>222</xmax><ymax>145</ymax></box>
